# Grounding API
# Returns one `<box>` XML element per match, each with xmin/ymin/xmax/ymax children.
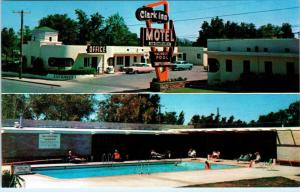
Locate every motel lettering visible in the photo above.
<box><xmin>136</xmin><ymin>7</ymin><xmax>169</xmax><ymax>23</ymax></box>
<box><xmin>140</xmin><ymin>27</ymin><xmax>176</xmax><ymax>47</ymax></box>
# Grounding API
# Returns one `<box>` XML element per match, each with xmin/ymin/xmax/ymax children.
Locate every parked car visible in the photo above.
<box><xmin>171</xmin><ymin>61</ymin><xmax>193</xmax><ymax>71</ymax></box>
<box><xmin>106</xmin><ymin>66</ymin><xmax>115</xmax><ymax>74</ymax></box>
<box><xmin>123</xmin><ymin>63</ymin><xmax>155</xmax><ymax>74</ymax></box>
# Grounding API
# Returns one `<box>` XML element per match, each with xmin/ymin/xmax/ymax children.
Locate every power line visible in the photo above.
<box><xmin>128</xmin><ymin>6</ymin><xmax>299</xmax><ymax>27</ymax></box>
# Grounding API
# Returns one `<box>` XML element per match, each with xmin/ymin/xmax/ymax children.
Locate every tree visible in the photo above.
<box><xmin>161</xmin><ymin>112</ymin><xmax>178</xmax><ymax>124</ymax></box>
<box><xmin>75</xmin><ymin>9</ymin><xmax>105</xmax><ymax>45</ymax></box>
<box><xmin>177</xmin><ymin>38</ymin><xmax>193</xmax><ymax>46</ymax></box>
<box><xmin>98</xmin><ymin>94</ymin><xmax>160</xmax><ymax>123</ymax></box>
<box><xmin>39</xmin><ymin>14</ymin><xmax>78</xmax><ymax>44</ymax></box>
<box><xmin>2</xmin><ymin>94</ymin><xmax>33</xmax><ymax>120</ymax></box>
<box><xmin>177</xmin><ymin>111</ymin><xmax>185</xmax><ymax>125</ymax></box>
<box><xmin>280</xmin><ymin>23</ymin><xmax>294</xmax><ymax>38</ymax></box>
<box><xmin>103</xmin><ymin>14</ymin><xmax>138</xmax><ymax>46</ymax></box>
<box><xmin>1</xmin><ymin>28</ymin><xmax>18</xmax><ymax>63</ymax></box>
<box><xmin>29</xmin><ymin>95</ymin><xmax>95</xmax><ymax>121</ymax></box>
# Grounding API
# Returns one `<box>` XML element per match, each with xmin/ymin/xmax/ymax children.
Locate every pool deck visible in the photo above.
<box><xmin>10</xmin><ymin>158</ymin><xmax>300</xmax><ymax>188</ymax></box>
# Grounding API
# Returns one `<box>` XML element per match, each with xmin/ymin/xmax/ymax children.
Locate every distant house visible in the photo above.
<box><xmin>206</xmin><ymin>39</ymin><xmax>299</xmax><ymax>84</ymax></box>
<box><xmin>22</xmin><ymin>27</ymin><xmax>181</xmax><ymax>73</ymax></box>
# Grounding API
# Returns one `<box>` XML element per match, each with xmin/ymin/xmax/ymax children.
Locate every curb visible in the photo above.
<box><xmin>2</xmin><ymin>77</ymin><xmax>61</xmax><ymax>87</ymax></box>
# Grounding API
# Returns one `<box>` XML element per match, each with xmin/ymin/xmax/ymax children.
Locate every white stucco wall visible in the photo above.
<box><xmin>207</xmin><ymin>39</ymin><xmax>300</xmax><ymax>84</ymax></box>
<box><xmin>178</xmin><ymin>47</ymin><xmax>206</xmax><ymax>65</ymax></box>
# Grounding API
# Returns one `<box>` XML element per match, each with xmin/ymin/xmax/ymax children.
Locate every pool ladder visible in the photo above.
<box><xmin>137</xmin><ymin>160</ymin><xmax>150</xmax><ymax>175</ymax></box>
<box><xmin>101</xmin><ymin>153</ymin><xmax>114</xmax><ymax>167</ymax></box>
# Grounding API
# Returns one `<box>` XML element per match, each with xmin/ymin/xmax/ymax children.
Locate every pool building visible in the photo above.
<box><xmin>2</xmin><ymin>119</ymin><xmax>299</xmax><ymax>165</ymax></box>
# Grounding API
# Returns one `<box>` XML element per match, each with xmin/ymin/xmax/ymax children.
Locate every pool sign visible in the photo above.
<box><xmin>136</xmin><ymin>7</ymin><xmax>169</xmax><ymax>24</ymax></box>
<box><xmin>86</xmin><ymin>45</ymin><xmax>107</xmax><ymax>53</ymax></box>
<box><xmin>39</xmin><ymin>134</ymin><xmax>61</xmax><ymax>149</ymax></box>
<box><xmin>13</xmin><ymin>165</ymin><xmax>31</xmax><ymax>175</ymax></box>
<box><xmin>150</xmin><ymin>51</ymin><xmax>172</xmax><ymax>63</ymax></box>
<box><xmin>140</xmin><ymin>26</ymin><xmax>176</xmax><ymax>47</ymax></box>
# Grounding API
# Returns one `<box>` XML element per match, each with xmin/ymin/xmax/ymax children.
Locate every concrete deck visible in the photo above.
<box><xmin>16</xmin><ymin>159</ymin><xmax>300</xmax><ymax>188</ymax></box>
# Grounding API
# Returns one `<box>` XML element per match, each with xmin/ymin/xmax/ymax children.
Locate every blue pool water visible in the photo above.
<box><xmin>33</xmin><ymin>162</ymin><xmax>238</xmax><ymax>179</ymax></box>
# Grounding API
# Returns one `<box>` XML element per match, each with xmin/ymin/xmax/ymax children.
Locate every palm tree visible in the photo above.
<box><xmin>2</xmin><ymin>170</ymin><xmax>25</xmax><ymax>188</ymax></box>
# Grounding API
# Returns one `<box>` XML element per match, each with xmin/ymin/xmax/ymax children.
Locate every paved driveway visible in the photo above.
<box><xmin>2</xmin><ymin>66</ymin><xmax>207</xmax><ymax>93</ymax></box>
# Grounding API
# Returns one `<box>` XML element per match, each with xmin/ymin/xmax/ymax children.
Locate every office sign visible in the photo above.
<box><xmin>13</xmin><ymin>165</ymin><xmax>31</xmax><ymax>175</ymax></box>
<box><xmin>150</xmin><ymin>51</ymin><xmax>172</xmax><ymax>63</ymax></box>
<box><xmin>140</xmin><ymin>25</ymin><xmax>176</xmax><ymax>47</ymax></box>
<box><xmin>136</xmin><ymin>7</ymin><xmax>169</xmax><ymax>24</ymax></box>
<box><xmin>39</xmin><ymin>134</ymin><xmax>60</xmax><ymax>149</ymax></box>
<box><xmin>86</xmin><ymin>45</ymin><xmax>107</xmax><ymax>53</ymax></box>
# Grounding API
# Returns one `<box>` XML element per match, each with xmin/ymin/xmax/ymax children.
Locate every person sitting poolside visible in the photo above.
<box><xmin>188</xmin><ymin>149</ymin><xmax>197</xmax><ymax>158</ymax></box>
<box><xmin>67</xmin><ymin>150</ymin><xmax>86</xmax><ymax>163</ymax></box>
<box><xmin>208</xmin><ymin>150</ymin><xmax>220</xmax><ymax>160</ymax></box>
<box><xmin>150</xmin><ymin>150</ymin><xmax>164</xmax><ymax>159</ymax></box>
<box><xmin>113</xmin><ymin>149</ymin><xmax>121</xmax><ymax>161</ymax></box>
<box><xmin>249</xmin><ymin>152</ymin><xmax>261</xmax><ymax>167</ymax></box>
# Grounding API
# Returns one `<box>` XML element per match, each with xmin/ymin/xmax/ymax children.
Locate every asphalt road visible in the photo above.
<box><xmin>2</xmin><ymin>66</ymin><xmax>207</xmax><ymax>93</ymax></box>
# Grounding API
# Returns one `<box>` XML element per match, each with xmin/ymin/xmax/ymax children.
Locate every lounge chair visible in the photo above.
<box><xmin>237</xmin><ymin>154</ymin><xmax>252</xmax><ymax>162</ymax></box>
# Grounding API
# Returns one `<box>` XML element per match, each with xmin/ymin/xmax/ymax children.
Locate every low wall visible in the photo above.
<box><xmin>2</xmin><ymin>133</ymin><xmax>92</xmax><ymax>162</ymax></box>
<box><xmin>150</xmin><ymin>81</ymin><xmax>186</xmax><ymax>92</ymax></box>
<box><xmin>2</xmin><ymin>71</ymin><xmax>94</xmax><ymax>80</ymax></box>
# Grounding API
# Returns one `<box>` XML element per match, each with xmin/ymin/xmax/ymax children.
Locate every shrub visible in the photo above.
<box><xmin>2</xmin><ymin>170</ymin><xmax>25</xmax><ymax>188</ymax></box>
<box><xmin>47</xmin><ymin>69</ymin><xmax>96</xmax><ymax>75</ymax></box>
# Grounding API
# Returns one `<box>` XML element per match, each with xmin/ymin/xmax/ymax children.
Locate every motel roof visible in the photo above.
<box><xmin>1</xmin><ymin>119</ymin><xmax>299</xmax><ymax>135</ymax></box>
<box><xmin>33</xmin><ymin>27</ymin><xmax>58</xmax><ymax>33</ymax></box>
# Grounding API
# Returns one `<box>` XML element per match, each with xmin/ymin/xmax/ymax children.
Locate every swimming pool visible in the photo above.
<box><xmin>33</xmin><ymin>162</ymin><xmax>239</xmax><ymax>179</ymax></box>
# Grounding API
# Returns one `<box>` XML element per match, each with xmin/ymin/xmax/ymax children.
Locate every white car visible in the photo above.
<box><xmin>123</xmin><ymin>63</ymin><xmax>155</xmax><ymax>74</ymax></box>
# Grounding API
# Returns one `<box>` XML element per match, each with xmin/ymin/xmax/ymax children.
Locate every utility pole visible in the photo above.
<box><xmin>13</xmin><ymin>10</ymin><xmax>30</xmax><ymax>79</ymax></box>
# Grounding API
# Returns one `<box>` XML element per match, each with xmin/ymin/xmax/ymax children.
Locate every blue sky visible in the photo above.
<box><xmin>2</xmin><ymin>0</ymin><xmax>299</xmax><ymax>41</ymax></box>
<box><xmin>95</xmin><ymin>94</ymin><xmax>300</xmax><ymax>124</ymax></box>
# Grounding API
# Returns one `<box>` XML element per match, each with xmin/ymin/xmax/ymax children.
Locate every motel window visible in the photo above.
<box><xmin>255</xmin><ymin>46</ymin><xmax>259</xmax><ymax>52</ymax></box>
<box><xmin>286</xmin><ymin>62</ymin><xmax>295</xmax><ymax>75</ymax></box>
<box><xmin>141</xmin><ymin>56</ymin><xmax>145</xmax><ymax>63</ymax></box>
<box><xmin>285</xmin><ymin>48</ymin><xmax>290</xmax><ymax>53</ymax></box>
<box><xmin>84</xmin><ymin>57</ymin><xmax>90</xmax><ymax>67</ymax></box>
<box><xmin>263</xmin><ymin>48</ymin><xmax>268</xmax><ymax>52</ymax></box>
<box><xmin>227</xmin><ymin>47</ymin><xmax>231</xmax><ymax>51</ymax></box>
<box><xmin>264</xmin><ymin>61</ymin><xmax>272</xmax><ymax>74</ymax></box>
<box><xmin>178</xmin><ymin>54</ymin><xmax>182</xmax><ymax>59</ymax></box>
<box><xmin>246</xmin><ymin>48</ymin><xmax>251</xmax><ymax>52</ymax></box>
<box><xmin>49</xmin><ymin>37</ymin><xmax>52</xmax><ymax>42</ymax></box>
<box><xmin>134</xmin><ymin>56</ymin><xmax>137</xmax><ymax>62</ymax></box>
<box><xmin>197</xmin><ymin>54</ymin><xmax>201</xmax><ymax>59</ymax></box>
<box><xmin>243</xmin><ymin>60</ymin><xmax>250</xmax><ymax>73</ymax></box>
<box><xmin>116</xmin><ymin>57</ymin><xmax>124</xmax><ymax>65</ymax></box>
<box><xmin>48</xmin><ymin>57</ymin><xmax>74</xmax><ymax>67</ymax></box>
<box><xmin>226</xmin><ymin>59</ymin><xmax>232</xmax><ymax>72</ymax></box>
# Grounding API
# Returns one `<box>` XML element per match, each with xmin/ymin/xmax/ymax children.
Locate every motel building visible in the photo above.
<box><xmin>23</xmin><ymin>27</ymin><xmax>181</xmax><ymax>73</ymax></box>
<box><xmin>177</xmin><ymin>47</ymin><xmax>208</xmax><ymax>66</ymax></box>
<box><xmin>2</xmin><ymin>119</ymin><xmax>300</xmax><ymax>166</ymax></box>
<box><xmin>206</xmin><ymin>39</ymin><xmax>299</xmax><ymax>84</ymax></box>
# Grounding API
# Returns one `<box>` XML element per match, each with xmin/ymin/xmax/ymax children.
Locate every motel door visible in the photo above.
<box><xmin>92</xmin><ymin>57</ymin><xmax>98</xmax><ymax>70</ymax></box>
<box><xmin>125</xmin><ymin>56</ymin><xmax>130</xmax><ymax>67</ymax></box>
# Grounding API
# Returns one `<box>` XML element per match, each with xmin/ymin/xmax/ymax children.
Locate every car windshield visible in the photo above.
<box><xmin>132</xmin><ymin>63</ymin><xmax>147</xmax><ymax>67</ymax></box>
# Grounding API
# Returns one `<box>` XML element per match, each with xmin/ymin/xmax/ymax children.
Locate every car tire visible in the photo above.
<box><xmin>134</xmin><ymin>71</ymin><xmax>138</xmax><ymax>74</ymax></box>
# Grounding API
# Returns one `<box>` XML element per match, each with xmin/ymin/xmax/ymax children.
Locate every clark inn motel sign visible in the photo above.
<box><xmin>136</xmin><ymin>0</ymin><xmax>176</xmax><ymax>81</ymax></box>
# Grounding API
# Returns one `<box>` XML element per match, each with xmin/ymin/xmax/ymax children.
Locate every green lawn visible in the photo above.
<box><xmin>184</xmin><ymin>177</ymin><xmax>300</xmax><ymax>187</ymax></box>
<box><xmin>165</xmin><ymin>88</ymin><xmax>226</xmax><ymax>93</ymax></box>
